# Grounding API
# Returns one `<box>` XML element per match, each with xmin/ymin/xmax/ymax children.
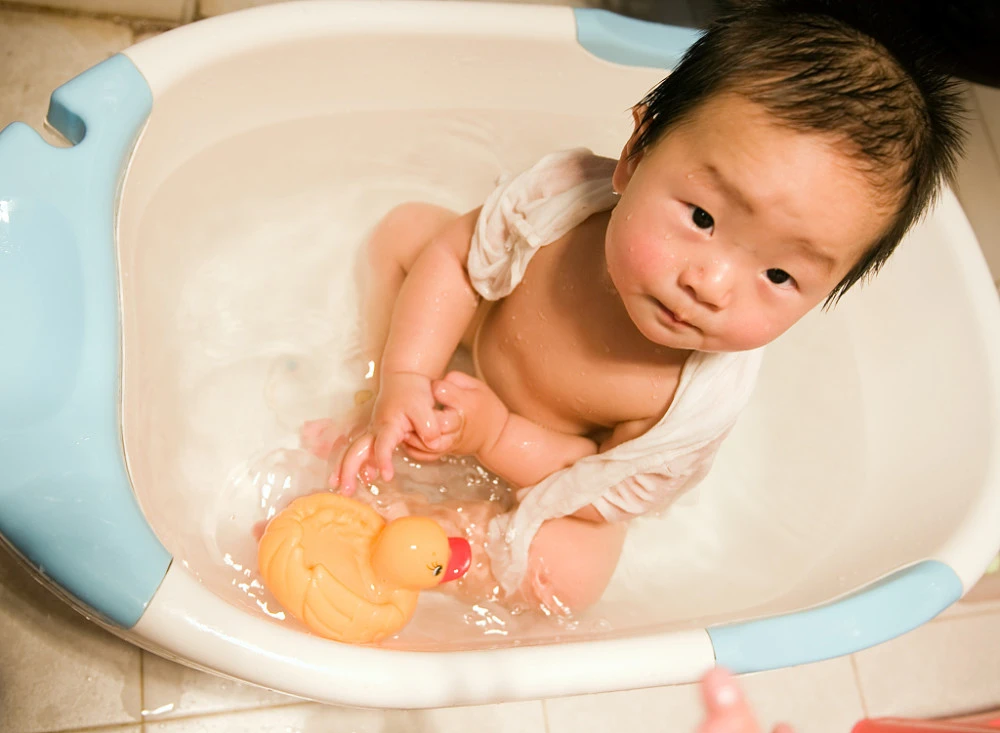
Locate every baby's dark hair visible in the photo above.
<box><xmin>631</xmin><ymin>0</ymin><xmax>967</xmax><ymax>305</ymax></box>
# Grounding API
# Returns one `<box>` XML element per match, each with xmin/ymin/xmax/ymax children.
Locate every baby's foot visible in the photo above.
<box><xmin>251</xmin><ymin>519</ymin><xmax>268</xmax><ymax>542</ymax></box>
<box><xmin>300</xmin><ymin>419</ymin><xmax>346</xmax><ymax>461</ymax></box>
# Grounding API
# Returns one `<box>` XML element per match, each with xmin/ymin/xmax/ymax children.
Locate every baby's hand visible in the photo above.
<box><xmin>334</xmin><ymin>372</ymin><xmax>445</xmax><ymax>493</ymax></box>
<box><xmin>427</xmin><ymin>371</ymin><xmax>510</xmax><ymax>459</ymax></box>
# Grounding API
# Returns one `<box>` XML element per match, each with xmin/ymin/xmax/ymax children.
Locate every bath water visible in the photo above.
<box><xmin>122</xmin><ymin>109</ymin><xmax>869</xmax><ymax>650</ymax></box>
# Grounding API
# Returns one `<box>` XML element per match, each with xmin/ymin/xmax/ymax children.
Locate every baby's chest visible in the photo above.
<box><xmin>476</xmin><ymin>270</ymin><xmax>679</xmax><ymax>433</ymax></box>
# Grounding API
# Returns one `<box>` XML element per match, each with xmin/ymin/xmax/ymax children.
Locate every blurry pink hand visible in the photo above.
<box><xmin>698</xmin><ymin>668</ymin><xmax>795</xmax><ymax>733</ymax></box>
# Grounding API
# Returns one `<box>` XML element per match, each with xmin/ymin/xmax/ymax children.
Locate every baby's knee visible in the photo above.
<box><xmin>523</xmin><ymin>517</ymin><xmax>627</xmax><ymax>614</ymax></box>
<box><xmin>367</xmin><ymin>202</ymin><xmax>457</xmax><ymax>270</ymax></box>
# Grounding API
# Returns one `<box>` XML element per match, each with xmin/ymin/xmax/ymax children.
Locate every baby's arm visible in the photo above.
<box><xmin>378</xmin><ymin>207</ymin><xmax>482</xmax><ymax>379</ymax></box>
<box><xmin>337</xmin><ymin>208</ymin><xmax>483</xmax><ymax>492</ymax></box>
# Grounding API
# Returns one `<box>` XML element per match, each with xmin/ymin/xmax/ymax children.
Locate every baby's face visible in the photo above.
<box><xmin>606</xmin><ymin>93</ymin><xmax>893</xmax><ymax>353</ymax></box>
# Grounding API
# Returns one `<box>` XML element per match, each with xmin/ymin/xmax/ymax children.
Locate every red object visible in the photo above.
<box><xmin>444</xmin><ymin>537</ymin><xmax>472</xmax><ymax>582</ymax></box>
<box><xmin>854</xmin><ymin>714</ymin><xmax>1000</xmax><ymax>732</ymax></box>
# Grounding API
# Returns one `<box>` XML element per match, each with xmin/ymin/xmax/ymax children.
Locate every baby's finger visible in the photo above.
<box><xmin>442</xmin><ymin>370</ymin><xmax>482</xmax><ymax>389</ymax></box>
<box><xmin>339</xmin><ymin>434</ymin><xmax>375</xmax><ymax>496</ymax></box>
<box><xmin>324</xmin><ymin>435</ymin><xmax>351</xmax><ymax>489</ymax></box>
<box><xmin>435</xmin><ymin>407</ymin><xmax>463</xmax><ymax>436</ymax></box>
<box><xmin>411</xmin><ymin>402</ymin><xmax>441</xmax><ymax>445</ymax></box>
<box><xmin>373</xmin><ymin>426</ymin><xmax>403</xmax><ymax>482</ymax></box>
<box><xmin>432</xmin><ymin>380</ymin><xmax>465</xmax><ymax>413</ymax></box>
<box><xmin>402</xmin><ymin>444</ymin><xmax>441</xmax><ymax>462</ymax></box>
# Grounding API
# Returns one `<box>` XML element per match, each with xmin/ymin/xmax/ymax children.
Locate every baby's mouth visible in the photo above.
<box><xmin>654</xmin><ymin>299</ymin><xmax>694</xmax><ymax>329</ymax></box>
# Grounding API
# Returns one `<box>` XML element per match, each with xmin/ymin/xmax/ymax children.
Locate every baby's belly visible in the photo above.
<box><xmin>473</xmin><ymin>307</ymin><xmax>603</xmax><ymax>436</ymax></box>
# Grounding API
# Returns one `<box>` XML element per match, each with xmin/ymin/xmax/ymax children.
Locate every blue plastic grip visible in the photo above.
<box><xmin>573</xmin><ymin>8</ymin><xmax>703</xmax><ymax>69</ymax></box>
<box><xmin>708</xmin><ymin>560</ymin><xmax>963</xmax><ymax>673</ymax></box>
<box><xmin>0</xmin><ymin>54</ymin><xmax>171</xmax><ymax>628</ymax></box>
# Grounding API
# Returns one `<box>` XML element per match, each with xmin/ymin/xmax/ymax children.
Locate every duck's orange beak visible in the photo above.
<box><xmin>442</xmin><ymin>537</ymin><xmax>472</xmax><ymax>583</ymax></box>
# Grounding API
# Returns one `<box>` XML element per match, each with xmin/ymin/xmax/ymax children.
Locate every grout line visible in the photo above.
<box><xmin>46</xmin><ymin>721</ymin><xmax>143</xmax><ymax>733</ymax></box>
<box><xmin>849</xmin><ymin>654</ymin><xmax>871</xmax><ymax>719</ymax></box>
<box><xmin>541</xmin><ymin>698</ymin><xmax>553</xmax><ymax>733</ymax></box>
<box><xmin>0</xmin><ymin>0</ymin><xmax>181</xmax><ymax>32</ymax></box>
<box><xmin>139</xmin><ymin>700</ymin><xmax>310</xmax><ymax>728</ymax></box>
<box><xmin>138</xmin><ymin>650</ymin><xmax>146</xmax><ymax>720</ymax></box>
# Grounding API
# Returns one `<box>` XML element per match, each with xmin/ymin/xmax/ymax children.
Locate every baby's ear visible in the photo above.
<box><xmin>613</xmin><ymin>105</ymin><xmax>648</xmax><ymax>193</ymax></box>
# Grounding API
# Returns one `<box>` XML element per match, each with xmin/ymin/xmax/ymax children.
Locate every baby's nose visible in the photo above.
<box><xmin>678</xmin><ymin>257</ymin><xmax>734</xmax><ymax>309</ymax></box>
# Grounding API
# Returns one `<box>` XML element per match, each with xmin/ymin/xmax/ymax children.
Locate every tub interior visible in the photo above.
<box><xmin>116</xmin><ymin>22</ymin><xmax>994</xmax><ymax>649</ymax></box>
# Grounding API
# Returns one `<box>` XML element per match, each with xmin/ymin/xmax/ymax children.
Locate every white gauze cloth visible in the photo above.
<box><xmin>468</xmin><ymin>148</ymin><xmax>764</xmax><ymax>595</ymax></box>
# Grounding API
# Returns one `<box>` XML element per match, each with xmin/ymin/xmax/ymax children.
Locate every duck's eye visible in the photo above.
<box><xmin>432</xmin><ymin>565</ymin><xmax>443</xmax><ymax>577</ymax></box>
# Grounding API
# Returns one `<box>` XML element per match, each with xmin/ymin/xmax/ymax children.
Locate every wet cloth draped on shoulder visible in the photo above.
<box><xmin>466</xmin><ymin>148</ymin><xmax>763</xmax><ymax>595</ymax></box>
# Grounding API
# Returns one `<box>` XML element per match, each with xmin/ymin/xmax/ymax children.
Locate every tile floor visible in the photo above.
<box><xmin>1</xmin><ymin>4</ymin><xmax>1000</xmax><ymax>732</ymax></box>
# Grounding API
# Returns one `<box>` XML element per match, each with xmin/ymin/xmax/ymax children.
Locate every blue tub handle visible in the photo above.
<box><xmin>709</xmin><ymin>560</ymin><xmax>963</xmax><ymax>672</ymax></box>
<box><xmin>0</xmin><ymin>54</ymin><xmax>171</xmax><ymax>629</ymax></box>
<box><xmin>574</xmin><ymin>8</ymin><xmax>703</xmax><ymax>69</ymax></box>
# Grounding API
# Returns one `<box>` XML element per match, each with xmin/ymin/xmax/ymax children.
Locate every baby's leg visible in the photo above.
<box><xmin>363</xmin><ymin>202</ymin><xmax>460</xmax><ymax>372</ymax></box>
<box><xmin>521</xmin><ymin>516</ymin><xmax>627</xmax><ymax>614</ymax></box>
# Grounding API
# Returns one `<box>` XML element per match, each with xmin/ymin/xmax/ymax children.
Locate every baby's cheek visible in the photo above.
<box><xmin>629</xmin><ymin>226</ymin><xmax>683</xmax><ymax>277</ymax></box>
<box><xmin>722</xmin><ymin>311</ymin><xmax>782</xmax><ymax>351</ymax></box>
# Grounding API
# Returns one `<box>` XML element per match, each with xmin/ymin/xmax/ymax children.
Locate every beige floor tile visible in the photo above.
<box><xmin>545</xmin><ymin>681</ymin><xmax>704</xmax><ymax>733</ymax></box>
<box><xmin>953</xmin><ymin>85</ymin><xmax>1000</xmax><ymax>280</ymax></box>
<box><xmin>133</xmin><ymin>29</ymin><xmax>166</xmax><ymax>44</ymax></box>
<box><xmin>0</xmin><ymin>548</ymin><xmax>142</xmax><ymax>733</ymax></box>
<box><xmin>143</xmin><ymin>699</ymin><xmax>545</xmax><ymax>733</ymax></box>
<box><xmin>937</xmin><ymin>596</ymin><xmax>1000</xmax><ymax>620</ymax></box>
<box><xmin>140</xmin><ymin>702</ymin><xmax>381</xmax><ymax>732</ymax></box>
<box><xmin>141</xmin><ymin>651</ymin><xmax>299</xmax><ymax>721</ymax></box>
<box><xmin>854</xmin><ymin>611</ymin><xmax>1000</xmax><ymax>718</ymax></box>
<box><xmin>974</xmin><ymin>84</ymin><xmax>1000</xmax><ymax>156</ymax></box>
<box><xmin>0</xmin><ymin>7</ymin><xmax>133</xmax><ymax>145</ymax></box>
<box><xmin>737</xmin><ymin>658</ymin><xmax>866</xmax><ymax>733</ymax></box>
<box><xmin>545</xmin><ymin>657</ymin><xmax>864</xmax><ymax>733</ymax></box>
<box><xmin>3</xmin><ymin>0</ymin><xmax>191</xmax><ymax>22</ymax></box>
<box><xmin>395</xmin><ymin>700</ymin><xmax>546</xmax><ymax>733</ymax></box>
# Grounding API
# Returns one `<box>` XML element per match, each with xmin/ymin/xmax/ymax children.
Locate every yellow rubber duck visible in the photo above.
<box><xmin>258</xmin><ymin>492</ymin><xmax>471</xmax><ymax>644</ymax></box>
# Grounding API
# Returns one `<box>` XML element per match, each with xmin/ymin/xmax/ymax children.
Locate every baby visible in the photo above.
<box><xmin>311</xmin><ymin>2</ymin><xmax>965</xmax><ymax>614</ymax></box>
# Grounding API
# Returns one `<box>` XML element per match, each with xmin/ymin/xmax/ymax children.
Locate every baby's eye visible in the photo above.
<box><xmin>689</xmin><ymin>205</ymin><xmax>714</xmax><ymax>231</ymax></box>
<box><xmin>766</xmin><ymin>268</ymin><xmax>795</xmax><ymax>287</ymax></box>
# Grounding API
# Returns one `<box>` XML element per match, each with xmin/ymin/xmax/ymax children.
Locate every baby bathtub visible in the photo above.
<box><xmin>2</xmin><ymin>0</ymin><xmax>1000</xmax><ymax>708</ymax></box>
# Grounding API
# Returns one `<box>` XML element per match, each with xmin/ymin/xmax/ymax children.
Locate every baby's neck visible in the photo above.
<box><xmin>574</xmin><ymin>211</ymin><xmax>689</xmax><ymax>366</ymax></box>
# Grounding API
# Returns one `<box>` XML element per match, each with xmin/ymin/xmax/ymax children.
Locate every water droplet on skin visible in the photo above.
<box><xmin>626</xmin><ymin>213</ymin><xmax>632</xmax><ymax>221</ymax></box>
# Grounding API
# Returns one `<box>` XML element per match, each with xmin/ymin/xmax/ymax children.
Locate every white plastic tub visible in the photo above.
<box><xmin>1</xmin><ymin>0</ymin><xmax>998</xmax><ymax>708</ymax></box>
